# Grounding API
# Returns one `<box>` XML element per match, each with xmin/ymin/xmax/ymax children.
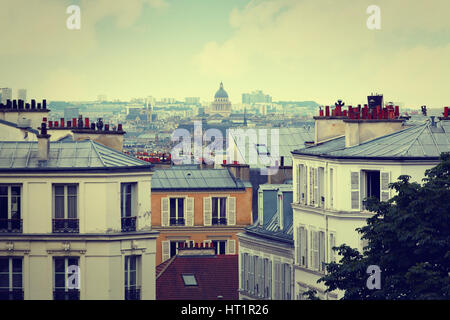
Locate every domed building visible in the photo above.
<box><xmin>209</xmin><ymin>82</ymin><xmax>232</xmax><ymax>117</ymax></box>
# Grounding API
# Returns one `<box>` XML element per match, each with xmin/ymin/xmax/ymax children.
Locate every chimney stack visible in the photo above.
<box><xmin>37</xmin><ymin>123</ymin><xmax>51</xmax><ymax>161</ymax></box>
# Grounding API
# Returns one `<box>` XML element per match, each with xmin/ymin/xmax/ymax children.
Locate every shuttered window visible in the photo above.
<box><xmin>311</xmin><ymin>230</ymin><xmax>319</xmax><ymax>271</ymax></box>
<box><xmin>319</xmin><ymin>231</ymin><xmax>326</xmax><ymax>272</ymax></box>
<box><xmin>381</xmin><ymin>171</ymin><xmax>391</xmax><ymax>202</ymax></box>
<box><xmin>351</xmin><ymin>171</ymin><xmax>360</xmax><ymax>210</ymax></box>
<box><xmin>203</xmin><ymin>197</ymin><xmax>212</xmax><ymax>226</ymax></box>
<box><xmin>329</xmin><ymin>232</ymin><xmax>336</xmax><ymax>263</ymax></box>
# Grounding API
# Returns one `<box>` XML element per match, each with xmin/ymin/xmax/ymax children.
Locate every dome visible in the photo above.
<box><xmin>214</xmin><ymin>82</ymin><xmax>229</xmax><ymax>99</ymax></box>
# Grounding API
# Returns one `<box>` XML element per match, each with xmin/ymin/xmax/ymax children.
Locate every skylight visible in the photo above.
<box><xmin>182</xmin><ymin>274</ymin><xmax>198</xmax><ymax>286</ymax></box>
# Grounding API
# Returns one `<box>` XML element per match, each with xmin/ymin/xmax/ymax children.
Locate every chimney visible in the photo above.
<box><xmin>221</xmin><ymin>162</ymin><xmax>250</xmax><ymax>181</ymax></box>
<box><xmin>177</xmin><ymin>242</ymin><xmax>216</xmax><ymax>256</ymax></box>
<box><xmin>37</xmin><ymin>123</ymin><xmax>51</xmax><ymax>161</ymax></box>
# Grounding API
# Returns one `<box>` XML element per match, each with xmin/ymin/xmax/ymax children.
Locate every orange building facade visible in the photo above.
<box><xmin>151</xmin><ymin>168</ymin><xmax>253</xmax><ymax>266</ymax></box>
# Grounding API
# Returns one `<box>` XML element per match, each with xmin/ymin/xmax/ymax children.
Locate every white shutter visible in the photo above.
<box><xmin>314</xmin><ymin>168</ymin><xmax>319</xmax><ymax>207</ymax></box>
<box><xmin>268</xmin><ymin>260</ymin><xmax>272</xmax><ymax>298</ymax></box>
<box><xmin>300</xmin><ymin>227</ymin><xmax>307</xmax><ymax>267</ymax></box>
<box><xmin>274</xmin><ymin>262</ymin><xmax>280</xmax><ymax>300</ymax></box>
<box><xmin>303</xmin><ymin>165</ymin><xmax>308</xmax><ymax>204</ymax></box>
<box><xmin>297</xmin><ymin>164</ymin><xmax>302</xmax><ymax>203</ymax></box>
<box><xmin>161</xmin><ymin>197</ymin><xmax>169</xmax><ymax>226</ymax></box>
<box><xmin>351</xmin><ymin>171</ymin><xmax>360</xmax><ymax>210</ymax></box>
<box><xmin>227</xmin><ymin>239</ymin><xmax>236</xmax><ymax>255</ymax></box>
<box><xmin>249</xmin><ymin>255</ymin><xmax>254</xmax><ymax>294</ymax></box>
<box><xmin>162</xmin><ymin>240</ymin><xmax>170</xmax><ymax>262</ymax></box>
<box><xmin>227</xmin><ymin>197</ymin><xmax>236</xmax><ymax>225</ymax></box>
<box><xmin>309</xmin><ymin>167</ymin><xmax>314</xmax><ymax>205</ymax></box>
<box><xmin>330</xmin><ymin>168</ymin><xmax>334</xmax><ymax>208</ymax></box>
<box><xmin>319</xmin><ymin>231</ymin><xmax>325</xmax><ymax>271</ymax></box>
<box><xmin>311</xmin><ymin>230</ymin><xmax>319</xmax><ymax>270</ymax></box>
<box><xmin>185</xmin><ymin>197</ymin><xmax>194</xmax><ymax>226</ymax></box>
<box><xmin>203</xmin><ymin>197</ymin><xmax>212</xmax><ymax>226</ymax></box>
<box><xmin>240</xmin><ymin>253</ymin><xmax>245</xmax><ymax>290</ymax></box>
<box><xmin>329</xmin><ymin>232</ymin><xmax>336</xmax><ymax>262</ymax></box>
<box><xmin>380</xmin><ymin>171</ymin><xmax>391</xmax><ymax>202</ymax></box>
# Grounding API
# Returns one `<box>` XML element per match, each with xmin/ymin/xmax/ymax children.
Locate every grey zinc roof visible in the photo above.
<box><xmin>0</xmin><ymin>119</ymin><xmax>39</xmax><ymax>135</ymax></box>
<box><xmin>245</xmin><ymin>212</ymin><xmax>293</xmax><ymax>243</ymax></box>
<box><xmin>293</xmin><ymin>120</ymin><xmax>450</xmax><ymax>159</ymax></box>
<box><xmin>230</xmin><ymin>126</ymin><xmax>314</xmax><ymax>168</ymax></box>
<box><xmin>151</xmin><ymin>168</ymin><xmax>246</xmax><ymax>191</ymax></box>
<box><xmin>0</xmin><ymin>140</ymin><xmax>150</xmax><ymax>170</ymax></box>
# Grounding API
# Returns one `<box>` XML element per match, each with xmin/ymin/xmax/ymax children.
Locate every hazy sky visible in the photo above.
<box><xmin>1</xmin><ymin>0</ymin><xmax>450</xmax><ymax>107</ymax></box>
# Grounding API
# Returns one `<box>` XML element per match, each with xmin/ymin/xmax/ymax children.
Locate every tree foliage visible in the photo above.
<box><xmin>318</xmin><ymin>153</ymin><xmax>450</xmax><ymax>299</ymax></box>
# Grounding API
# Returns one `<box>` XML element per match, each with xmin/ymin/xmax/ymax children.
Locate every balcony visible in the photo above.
<box><xmin>0</xmin><ymin>219</ymin><xmax>22</xmax><ymax>233</ymax></box>
<box><xmin>169</xmin><ymin>217</ymin><xmax>185</xmax><ymax>226</ymax></box>
<box><xmin>121</xmin><ymin>216</ymin><xmax>137</xmax><ymax>232</ymax></box>
<box><xmin>0</xmin><ymin>289</ymin><xmax>24</xmax><ymax>300</ymax></box>
<box><xmin>125</xmin><ymin>287</ymin><xmax>141</xmax><ymax>300</ymax></box>
<box><xmin>52</xmin><ymin>219</ymin><xmax>79</xmax><ymax>233</ymax></box>
<box><xmin>53</xmin><ymin>289</ymin><xmax>80</xmax><ymax>300</ymax></box>
<box><xmin>211</xmin><ymin>217</ymin><xmax>227</xmax><ymax>226</ymax></box>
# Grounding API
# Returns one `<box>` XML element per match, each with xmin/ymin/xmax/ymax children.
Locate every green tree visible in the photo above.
<box><xmin>318</xmin><ymin>153</ymin><xmax>450</xmax><ymax>300</ymax></box>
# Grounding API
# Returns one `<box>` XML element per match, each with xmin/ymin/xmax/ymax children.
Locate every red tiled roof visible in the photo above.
<box><xmin>156</xmin><ymin>254</ymin><xmax>238</xmax><ymax>300</ymax></box>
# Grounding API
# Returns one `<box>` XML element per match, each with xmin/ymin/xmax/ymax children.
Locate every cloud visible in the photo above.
<box><xmin>194</xmin><ymin>0</ymin><xmax>450</xmax><ymax>106</ymax></box>
<box><xmin>0</xmin><ymin>0</ymin><xmax>168</xmax><ymax>56</ymax></box>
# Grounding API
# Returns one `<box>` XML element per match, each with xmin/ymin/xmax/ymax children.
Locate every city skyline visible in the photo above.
<box><xmin>1</xmin><ymin>0</ymin><xmax>450</xmax><ymax>107</ymax></box>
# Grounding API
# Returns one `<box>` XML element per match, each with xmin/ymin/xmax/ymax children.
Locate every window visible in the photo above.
<box><xmin>211</xmin><ymin>240</ymin><xmax>227</xmax><ymax>255</ymax></box>
<box><xmin>298</xmin><ymin>226</ymin><xmax>308</xmax><ymax>267</ymax></box>
<box><xmin>255</xmin><ymin>144</ymin><xmax>270</xmax><ymax>156</ymax></box>
<box><xmin>53</xmin><ymin>185</ymin><xmax>78</xmax><ymax>233</ymax></box>
<box><xmin>125</xmin><ymin>255</ymin><xmax>140</xmax><ymax>300</ymax></box>
<box><xmin>297</xmin><ymin>164</ymin><xmax>306</xmax><ymax>204</ymax></box>
<box><xmin>53</xmin><ymin>257</ymin><xmax>80</xmax><ymax>300</ymax></box>
<box><xmin>282</xmin><ymin>264</ymin><xmax>291</xmax><ymax>300</ymax></box>
<box><xmin>329</xmin><ymin>168</ymin><xmax>334</xmax><ymax>208</ymax></box>
<box><xmin>319</xmin><ymin>231</ymin><xmax>326</xmax><ymax>272</ymax></box>
<box><xmin>264</xmin><ymin>259</ymin><xmax>272</xmax><ymax>299</ymax></box>
<box><xmin>211</xmin><ymin>197</ymin><xmax>227</xmax><ymax>225</ymax></box>
<box><xmin>182</xmin><ymin>274</ymin><xmax>197</xmax><ymax>286</ymax></box>
<box><xmin>169</xmin><ymin>241</ymin><xmax>186</xmax><ymax>258</ymax></box>
<box><xmin>311</xmin><ymin>230</ymin><xmax>319</xmax><ymax>271</ymax></box>
<box><xmin>329</xmin><ymin>232</ymin><xmax>336</xmax><ymax>263</ymax></box>
<box><xmin>121</xmin><ymin>183</ymin><xmax>137</xmax><ymax>232</ymax></box>
<box><xmin>365</xmin><ymin>170</ymin><xmax>381</xmax><ymax>200</ymax></box>
<box><xmin>0</xmin><ymin>185</ymin><xmax>22</xmax><ymax>233</ymax></box>
<box><xmin>170</xmin><ymin>198</ymin><xmax>185</xmax><ymax>226</ymax></box>
<box><xmin>0</xmin><ymin>257</ymin><xmax>23</xmax><ymax>300</ymax></box>
<box><xmin>318</xmin><ymin>167</ymin><xmax>325</xmax><ymax>207</ymax></box>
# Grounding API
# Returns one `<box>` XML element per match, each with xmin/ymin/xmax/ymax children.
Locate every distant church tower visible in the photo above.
<box><xmin>209</xmin><ymin>82</ymin><xmax>232</xmax><ymax>117</ymax></box>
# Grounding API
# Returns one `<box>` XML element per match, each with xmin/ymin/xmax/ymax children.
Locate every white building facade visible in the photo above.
<box><xmin>0</xmin><ymin>138</ymin><xmax>158</xmax><ymax>300</ymax></box>
<box><xmin>292</xmin><ymin>114</ymin><xmax>450</xmax><ymax>299</ymax></box>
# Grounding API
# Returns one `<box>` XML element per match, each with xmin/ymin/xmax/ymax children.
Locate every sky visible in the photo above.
<box><xmin>1</xmin><ymin>0</ymin><xmax>450</xmax><ymax>107</ymax></box>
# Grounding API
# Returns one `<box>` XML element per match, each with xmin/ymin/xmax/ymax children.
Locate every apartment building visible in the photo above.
<box><xmin>151</xmin><ymin>167</ymin><xmax>252</xmax><ymax>266</ymax></box>
<box><xmin>291</xmin><ymin>105</ymin><xmax>450</xmax><ymax>299</ymax></box>
<box><xmin>0</xmin><ymin>127</ymin><xmax>158</xmax><ymax>300</ymax></box>
<box><xmin>238</xmin><ymin>183</ymin><xmax>294</xmax><ymax>300</ymax></box>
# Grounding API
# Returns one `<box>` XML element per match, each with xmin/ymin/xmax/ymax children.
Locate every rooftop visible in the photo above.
<box><xmin>156</xmin><ymin>254</ymin><xmax>238</xmax><ymax>300</ymax></box>
<box><xmin>292</xmin><ymin>120</ymin><xmax>450</xmax><ymax>160</ymax></box>
<box><xmin>151</xmin><ymin>168</ymin><xmax>248</xmax><ymax>191</ymax></box>
<box><xmin>229</xmin><ymin>126</ymin><xmax>314</xmax><ymax>168</ymax></box>
<box><xmin>0</xmin><ymin>140</ymin><xmax>151</xmax><ymax>172</ymax></box>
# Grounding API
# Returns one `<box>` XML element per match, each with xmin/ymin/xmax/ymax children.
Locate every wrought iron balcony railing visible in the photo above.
<box><xmin>0</xmin><ymin>219</ymin><xmax>22</xmax><ymax>233</ymax></box>
<box><xmin>121</xmin><ymin>216</ymin><xmax>137</xmax><ymax>232</ymax></box>
<box><xmin>169</xmin><ymin>217</ymin><xmax>185</xmax><ymax>226</ymax></box>
<box><xmin>52</xmin><ymin>219</ymin><xmax>79</xmax><ymax>233</ymax></box>
<box><xmin>0</xmin><ymin>289</ymin><xmax>24</xmax><ymax>300</ymax></box>
<box><xmin>211</xmin><ymin>217</ymin><xmax>227</xmax><ymax>225</ymax></box>
<box><xmin>125</xmin><ymin>287</ymin><xmax>141</xmax><ymax>300</ymax></box>
<box><xmin>53</xmin><ymin>289</ymin><xmax>80</xmax><ymax>300</ymax></box>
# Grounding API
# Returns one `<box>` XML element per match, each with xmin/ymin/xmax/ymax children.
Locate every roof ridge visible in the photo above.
<box><xmin>156</xmin><ymin>255</ymin><xmax>177</xmax><ymax>280</ymax></box>
<box><xmin>402</xmin><ymin>122</ymin><xmax>430</xmax><ymax>156</ymax></box>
